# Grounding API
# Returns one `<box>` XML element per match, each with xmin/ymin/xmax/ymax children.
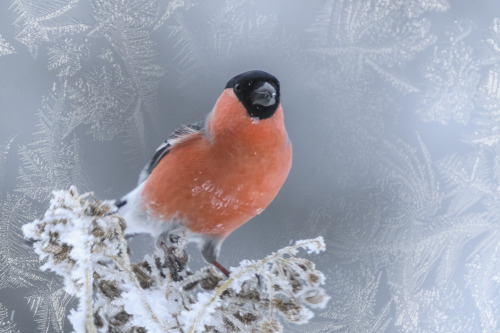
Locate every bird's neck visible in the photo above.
<box><xmin>208</xmin><ymin>110</ymin><xmax>288</xmax><ymax>155</ymax></box>
<box><xmin>205</xmin><ymin>89</ymin><xmax>289</xmax><ymax>156</ymax></box>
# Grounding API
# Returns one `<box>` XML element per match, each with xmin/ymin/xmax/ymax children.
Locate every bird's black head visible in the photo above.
<box><xmin>225</xmin><ymin>70</ymin><xmax>280</xmax><ymax>120</ymax></box>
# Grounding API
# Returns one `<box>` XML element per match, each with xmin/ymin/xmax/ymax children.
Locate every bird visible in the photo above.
<box><xmin>116</xmin><ymin>70</ymin><xmax>292</xmax><ymax>277</ymax></box>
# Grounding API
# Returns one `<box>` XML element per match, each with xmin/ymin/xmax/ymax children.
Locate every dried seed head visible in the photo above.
<box><xmin>93</xmin><ymin>311</ymin><xmax>104</xmax><ymax>328</ymax></box>
<box><xmin>183</xmin><ymin>280</ymin><xmax>199</xmax><ymax>291</ymax></box>
<box><xmin>99</xmin><ymin>280</ymin><xmax>122</xmax><ymax>299</ymax></box>
<box><xmin>200</xmin><ymin>274</ymin><xmax>222</xmax><ymax>290</ymax></box>
<box><xmin>53</xmin><ymin>243</ymin><xmax>72</xmax><ymax>263</ymax></box>
<box><xmin>308</xmin><ymin>273</ymin><xmax>319</xmax><ymax>284</ymax></box>
<box><xmin>234</xmin><ymin>311</ymin><xmax>258</xmax><ymax>324</ymax></box>
<box><xmin>253</xmin><ymin>319</ymin><xmax>283</xmax><ymax>333</ymax></box>
<box><xmin>109</xmin><ymin>310</ymin><xmax>131</xmax><ymax>326</ymax></box>
<box><xmin>132</xmin><ymin>263</ymin><xmax>154</xmax><ymax>289</ymax></box>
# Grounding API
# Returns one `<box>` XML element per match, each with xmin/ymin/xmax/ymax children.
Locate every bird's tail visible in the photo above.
<box><xmin>114</xmin><ymin>198</ymin><xmax>127</xmax><ymax>209</ymax></box>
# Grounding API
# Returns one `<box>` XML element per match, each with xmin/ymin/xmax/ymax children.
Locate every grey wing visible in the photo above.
<box><xmin>137</xmin><ymin>118</ymin><xmax>206</xmax><ymax>185</ymax></box>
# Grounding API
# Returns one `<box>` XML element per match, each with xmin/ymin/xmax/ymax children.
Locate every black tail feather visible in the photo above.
<box><xmin>115</xmin><ymin>199</ymin><xmax>127</xmax><ymax>208</ymax></box>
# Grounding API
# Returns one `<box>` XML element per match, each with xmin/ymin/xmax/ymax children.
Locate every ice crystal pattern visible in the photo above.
<box><xmin>309</xmin><ymin>0</ymin><xmax>447</xmax><ymax>92</ymax></box>
<box><xmin>10</xmin><ymin>0</ymin><xmax>185</xmax><ymax>154</ymax></box>
<box><xmin>10</xmin><ymin>0</ymin><xmax>89</xmax><ymax>58</ymax></box>
<box><xmin>418</xmin><ymin>23</ymin><xmax>481</xmax><ymax>125</ymax></box>
<box><xmin>166</xmin><ymin>0</ymin><xmax>290</xmax><ymax>86</ymax></box>
<box><xmin>2</xmin><ymin>1</ymin><xmax>500</xmax><ymax>332</ymax></box>
<box><xmin>0</xmin><ymin>34</ymin><xmax>15</xmax><ymax>57</ymax></box>
<box><xmin>25</xmin><ymin>283</ymin><xmax>74</xmax><ymax>333</ymax></box>
<box><xmin>17</xmin><ymin>87</ymin><xmax>84</xmax><ymax>202</ymax></box>
<box><xmin>0</xmin><ymin>302</ymin><xmax>20</xmax><ymax>333</ymax></box>
<box><xmin>0</xmin><ymin>139</ymin><xmax>42</xmax><ymax>289</ymax></box>
<box><xmin>469</xmin><ymin>18</ymin><xmax>500</xmax><ymax>147</ymax></box>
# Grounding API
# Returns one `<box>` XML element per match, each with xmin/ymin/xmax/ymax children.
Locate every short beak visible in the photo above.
<box><xmin>251</xmin><ymin>82</ymin><xmax>276</xmax><ymax>107</ymax></box>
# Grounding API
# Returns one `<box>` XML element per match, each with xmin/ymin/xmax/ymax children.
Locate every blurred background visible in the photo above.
<box><xmin>1</xmin><ymin>0</ymin><xmax>500</xmax><ymax>331</ymax></box>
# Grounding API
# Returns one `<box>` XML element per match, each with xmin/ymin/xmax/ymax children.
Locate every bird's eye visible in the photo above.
<box><xmin>234</xmin><ymin>84</ymin><xmax>242</xmax><ymax>92</ymax></box>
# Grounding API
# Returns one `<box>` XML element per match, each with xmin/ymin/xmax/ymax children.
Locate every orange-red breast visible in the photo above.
<box><xmin>117</xmin><ymin>70</ymin><xmax>292</xmax><ymax>276</ymax></box>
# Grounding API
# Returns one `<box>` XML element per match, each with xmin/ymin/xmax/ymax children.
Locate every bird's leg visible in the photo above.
<box><xmin>213</xmin><ymin>261</ymin><xmax>230</xmax><ymax>277</ymax></box>
<box><xmin>201</xmin><ymin>238</ymin><xmax>230</xmax><ymax>277</ymax></box>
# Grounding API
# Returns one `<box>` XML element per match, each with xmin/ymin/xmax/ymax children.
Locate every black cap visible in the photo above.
<box><xmin>225</xmin><ymin>70</ymin><xmax>280</xmax><ymax>120</ymax></box>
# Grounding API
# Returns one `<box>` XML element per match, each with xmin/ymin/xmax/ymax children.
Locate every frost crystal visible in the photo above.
<box><xmin>23</xmin><ymin>187</ymin><xmax>329</xmax><ymax>332</ymax></box>
<box><xmin>17</xmin><ymin>87</ymin><xmax>85</xmax><ymax>201</ymax></box>
<box><xmin>25</xmin><ymin>283</ymin><xmax>74</xmax><ymax>333</ymax></box>
<box><xmin>470</xmin><ymin>66</ymin><xmax>500</xmax><ymax>146</ymax></box>
<box><xmin>47</xmin><ymin>38</ymin><xmax>90</xmax><ymax>77</ymax></box>
<box><xmin>418</xmin><ymin>23</ymin><xmax>481</xmax><ymax>124</ymax></box>
<box><xmin>0</xmin><ymin>139</ymin><xmax>43</xmax><ymax>289</ymax></box>
<box><xmin>0</xmin><ymin>302</ymin><xmax>19</xmax><ymax>333</ymax></box>
<box><xmin>167</xmin><ymin>0</ymin><xmax>287</xmax><ymax>86</ymax></box>
<box><xmin>469</xmin><ymin>17</ymin><xmax>500</xmax><ymax>146</ymax></box>
<box><xmin>309</xmin><ymin>0</ymin><xmax>440</xmax><ymax>92</ymax></box>
<box><xmin>0</xmin><ymin>193</ymin><xmax>42</xmax><ymax>289</ymax></box>
<box><xmin>10</xmin><ymin>0</ymin><xmax>89</xmax><ymax>57</ymax></box>
<box><xmin>0</xmin><ymin>34</ymin><xmax>15</xmax><ymax>57</ymax></box>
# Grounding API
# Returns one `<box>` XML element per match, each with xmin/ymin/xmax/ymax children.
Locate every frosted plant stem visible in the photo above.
<box><xmin>79</xmin><ymin>200</ymin><xmax>97</xmax><ymax>333</ymax></box>
<box><xmin>186</xmin><ymin>274</ymin><xmax>236</xmax><ymax>333</ymax></box>
<box><xmin>186</xmin><ymin>237</ymin><xmax>325</xmax><ymax>333</ymax></box>
<box><xmin>112</xmin><ymin>220</ymin><xmax>167</xmax><ymax>331</ymax></box>
<box><xmin>84</xmin><ymin>261</ymin><xmax>97</xmax><ymax>333</ymax></box>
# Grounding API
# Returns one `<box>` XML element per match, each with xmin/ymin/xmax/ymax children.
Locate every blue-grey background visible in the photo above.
<box><xmin>1</xmin><ymin>0</ymin><xmax>499</xmax><ymax>332</ymax></box>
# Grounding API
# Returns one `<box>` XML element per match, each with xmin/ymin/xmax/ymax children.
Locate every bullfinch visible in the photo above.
<box><xmin>117</xmin><ymin>70</ymin><xmax>292</xmax><ymax>277</ymax></box>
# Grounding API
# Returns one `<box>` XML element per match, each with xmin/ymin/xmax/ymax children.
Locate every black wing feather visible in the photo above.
<box><xmin>139</xmin><ymin>118</ymin><xmax>205</xmax><ymax>184</ymax></box>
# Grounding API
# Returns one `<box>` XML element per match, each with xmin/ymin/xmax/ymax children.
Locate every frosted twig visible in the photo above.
<box><xmin>24</xmin><ymin>187</ymin><xmax>329</xmax><ymax>332</ymax></box>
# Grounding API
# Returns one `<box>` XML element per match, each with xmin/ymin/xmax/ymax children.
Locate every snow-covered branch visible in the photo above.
<box><xmin>23</xmin><ymin>187</ymin><xmax>329</xmax><ymax>333</ymax></box>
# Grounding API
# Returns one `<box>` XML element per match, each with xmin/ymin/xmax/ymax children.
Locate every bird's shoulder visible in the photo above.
<box><xmin>138</xmin><ymin>118</ymin><xmax>205</xmax><ymax>184</ymax></box>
